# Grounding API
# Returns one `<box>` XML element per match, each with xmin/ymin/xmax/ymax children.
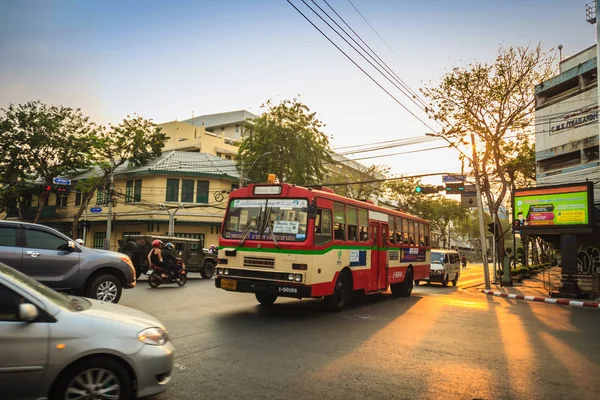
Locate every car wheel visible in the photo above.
<box><xmin>87</xmin><ymin>274</ymin><xmax>122</xmax><ymax>303</ymax></box>
<box><xmin>200</xmin><ymin>261</ymin><xmax>215</xmax><ymax>279</ymax></box>
<box><xmin>452</xmin><ymin>273</ymin><xmax>459</xmax><ymax>286</ymax></box>
<box><xmin>325</xmin><ymin>272</ymin><xmax>351</xmax><ymax>311</ymax></box>
<box><xmin>391</xmin><ymin>268</ymin><xmax>413</xmax><ymax>297</ymax></box>
<box><xmin>52</xmin><ymin>357</ymin><xmax>132</xmax><ymax>400</ymax></box>
<box><xmin>255</xmin><ymin>292</ymin><xmax>277</xmax><ymax>306</ymax></box>
<box><xmin>442</xmin><ymin>274</ymin><xmax>449</xmax><ymax>287</ymax></box>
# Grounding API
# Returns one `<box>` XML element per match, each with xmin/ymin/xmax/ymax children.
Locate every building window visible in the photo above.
<box><xmin>166</xmin><ymin>179</ymin><xmax>179</xmax><ymax>202</ymax></box>
<box><xmin>235</xmin><ymin>124</ymin><xmax>240</xmax><ymax>133</ymax></box>
<box><xmin>93</xmin><ymin>232</ymin><xmax>106</xmax><ymax>249</ymax></box>
<box><xmin>196</xmin><ymin>180</ymin><xmax>209</xmax><ymax>203</ymax></box>
<box><xmin>75</xmin><ymin>192</ymin><xmax>82</xmax><ymax>206</ymax></box>
<box><xmin>182</xmin><ymin>179</ymin><xmax>195</xmax><ymax>203</ymax></box>
<box><xmin>216</xmin><ymin>152</ymin><xmax>222</xmax><ymax>157</ymax></box>
<box><xmin>96</xmin><ymin>188</ymin><xmax>104</xmax><ymax>205</ymax></box>
<box><xmin>126</xmin><ymin>180</ymin><xmax>143</xmax><ymax>203</ymax></box>
<box><xmin>56</xmin><ymin>194</ymin><xmax>68</xmax><ymax>208</ymax></box>
<box><xmin>225</xmin><ymin>155</ymin><xmax>232</xmax><ymax>160</ymax></box>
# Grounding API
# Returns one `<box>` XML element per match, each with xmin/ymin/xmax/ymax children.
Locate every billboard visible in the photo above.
<box><xmin>513</xmin><ymin>182</ymin><xmax>593</xmax><ymax>230</ymax></box>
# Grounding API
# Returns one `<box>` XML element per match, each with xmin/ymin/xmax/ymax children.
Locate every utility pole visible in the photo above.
<box><xmin>239</xmin><ymin>163</ymin><xmax>244</xmax><ymax>188</ymax></box>
<box><xmin>104</xmin><ymin>160</ymin><xmax>115</xmax><ymax>250</ymax></box>
<box><xmin>471</xmin><ymin>132</ymin><xmax>491</xmax><ymax>290</ymax></box>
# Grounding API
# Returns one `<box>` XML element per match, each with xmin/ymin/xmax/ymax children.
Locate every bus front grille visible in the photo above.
<box><xmin>225</xmin><ymin>268</ymin><xmax>289</xmax><ymax>282</ymax></box>
<box><xmin>243</xmin><ymin>257</ymin><xmax>275</xmax><ymax>268</ymax></box>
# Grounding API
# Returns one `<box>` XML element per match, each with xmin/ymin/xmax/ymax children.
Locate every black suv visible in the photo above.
<box><xmin>119</xmin><ymin>234</ymin><xmax>217</xmax><ymax>279</ymax></box>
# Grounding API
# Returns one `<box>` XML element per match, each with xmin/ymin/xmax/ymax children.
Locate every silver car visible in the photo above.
<box><xmin>0</xmin><ymin>263</ymin><xmax>174</xmax><ymax>400</ymax></box>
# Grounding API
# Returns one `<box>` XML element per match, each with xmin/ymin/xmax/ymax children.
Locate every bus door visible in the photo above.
<box><xmin>370</xmin><ymin>222</ymin><xmax>389</xmax><ymax>291</ymax></box>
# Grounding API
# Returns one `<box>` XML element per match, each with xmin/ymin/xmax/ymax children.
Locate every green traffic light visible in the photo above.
<box><xmin>415</xmin><ymin>186</ymin><xmax>422</xmax><ymax>193</ymax></box>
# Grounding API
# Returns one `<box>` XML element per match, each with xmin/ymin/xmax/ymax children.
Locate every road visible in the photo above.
<box><xmin>120</xmin><ymin>268</ymin><xmax>600</xmax><ymax>400</ymax></box>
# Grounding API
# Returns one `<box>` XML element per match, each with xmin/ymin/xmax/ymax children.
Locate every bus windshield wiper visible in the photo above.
<box><xmin>239</xmin><ymin>213</ymin><xmax>261</xmax><ymax>247</ymax></box>
<box><xmin>267</xmin><ymin>219</ymin><xmax>280</xmax><ymax>249</ymax></box>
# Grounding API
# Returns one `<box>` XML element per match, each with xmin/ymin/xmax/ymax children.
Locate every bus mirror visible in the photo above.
<box><xmin>308</xmin><ymin>204</ymin><xmax>317</xmax><ymax>219</ymax></box>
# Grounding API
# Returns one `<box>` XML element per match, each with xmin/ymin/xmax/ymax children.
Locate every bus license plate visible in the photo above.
<box><xmin>221</xmin><ymin>279</ymin><xmax>237</xmax><ymax>291</ymax></box>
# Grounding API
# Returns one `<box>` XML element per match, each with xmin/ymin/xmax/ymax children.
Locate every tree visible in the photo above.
<box><xmin>410</xmin><ymin>196</ymin><xmax>467</xmax><ymax>248</ymax></box>
<box><xmin>327</xmin><ymin>164</ymin><xmax>390</xmax><ymax>200</ymax></box>
<box><xmin>70</xmin><ymin>116</ymin><xmax>167</xmax><ymax>239</ymax></box>
<box><xmin>0</xmin><ymin>101</ymin><xmax>96</xmax><ymax>223</ymax></box>
<box><xmin>384</xmin><ymin>176</ymin><xmax>422</xmax><ymax>212</ymax></box>
<box><xmin>237</xmin><ymin>99</ymin><xmax>332</xmax><ymax>185</ymax></box>
<box><xmin>422</xmin><ymin>43</ymin><xmax>555</xmax><ymax>258</ymax></box>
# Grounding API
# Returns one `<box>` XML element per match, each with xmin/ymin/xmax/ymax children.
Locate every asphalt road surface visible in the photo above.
<box><xmin>121</xmin><ymin>267</ymin><xmax>600</xmax><ymax>400</ymax></box>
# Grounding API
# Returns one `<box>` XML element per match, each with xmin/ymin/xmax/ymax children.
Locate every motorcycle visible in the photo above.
<box><xmin>147</xmin><ymin>259</ymin><xmax>187</xmax><ymax>288</ymax></box>
<box><xmin>461</xmin><ymin>259</ymin><xmax>467</xmax><ymax>269</ymax></box>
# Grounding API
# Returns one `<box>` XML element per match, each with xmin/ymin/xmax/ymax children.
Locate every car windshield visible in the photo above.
<box><xmin>431</xmin><ymin>252</ymin><xmax>444</xmax><ymax>264</ymax></box>
<box><xmin>0</xmin><ymin>263</ymin><xmax>77</xmax><ymax>311</ymax></box>
<box><xmin>223</xmin><ymin>198</ymin><xmax>309</xmax><ymax>242</ymax></box>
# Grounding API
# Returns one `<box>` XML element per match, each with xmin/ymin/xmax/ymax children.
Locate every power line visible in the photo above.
<box><xmin>287</xmin><ymin>0</ymin><xmax>439</xmax><ymax>133</ymax></box>
<box><xmin>322</xmin><ymin>0</ymin><xmax>432</xmax><ymax>113</ymax></box>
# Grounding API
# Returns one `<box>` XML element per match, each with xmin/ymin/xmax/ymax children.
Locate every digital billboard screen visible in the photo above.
<box><xmin>513</xmin><ymin>182</ymin><xmax>593</xmax><ymax>230</ymax></box>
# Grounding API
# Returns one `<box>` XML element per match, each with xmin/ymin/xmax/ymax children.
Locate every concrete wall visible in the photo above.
<box><xmin>160</xmin><ymin>121</ymin><xmax>239</xmax><ymax>156</ymax></box>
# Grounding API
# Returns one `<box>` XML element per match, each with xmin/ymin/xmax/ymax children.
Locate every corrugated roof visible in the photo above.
<box><xmin>71</xmin><ymin>151</ymin><xmax>240</xmax><ymax>181</ymax></box>
<box><xmin>182</xmin><ymin>110</ymin><xmax>257</xmax><ymax>129</ymax></box>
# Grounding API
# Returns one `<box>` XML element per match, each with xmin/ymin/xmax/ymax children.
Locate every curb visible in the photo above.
<box><xmin>481</xmin><ymin>289</ymin><xmax>600</xmax><ymax>309</ymax></box>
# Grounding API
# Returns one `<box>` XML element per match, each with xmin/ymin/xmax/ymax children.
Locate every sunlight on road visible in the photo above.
<box><xmin>538</xmin><ymin>331</ymin><xmax>600</xmax><ymax>397</ymax></box>
<box><xmin>443</xmin><ymin>298</ymin><xmax>489</xmax><ymax>310</ymax></box>
<box><xmin>495</xmin><ymin>305</ymin><xmax>536</xmax><ymax>399</ymax></box>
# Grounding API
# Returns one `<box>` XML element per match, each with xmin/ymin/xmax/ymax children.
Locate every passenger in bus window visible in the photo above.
<box><xmin>348</xmin><ymin>225</ymin><xmax>358</xmax><ymax>241</ymax></box>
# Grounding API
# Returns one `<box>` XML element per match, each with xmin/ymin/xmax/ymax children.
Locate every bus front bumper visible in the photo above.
<box><xmin>215</xmin><ymin>277</ymin><xmax>312</xmax><ymax>298</ymax></box>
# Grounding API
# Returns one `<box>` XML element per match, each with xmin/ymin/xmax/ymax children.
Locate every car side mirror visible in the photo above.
<box><xmin>19</xmin><ymin>303</ymin><xmax>39</xmax><ymax>322</ymax></box>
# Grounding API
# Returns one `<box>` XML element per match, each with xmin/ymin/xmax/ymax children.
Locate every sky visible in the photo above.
<box><xmin>0</xmin><ymin>0</ymin><xmax>595</xmax><ymax>186</ymax></box>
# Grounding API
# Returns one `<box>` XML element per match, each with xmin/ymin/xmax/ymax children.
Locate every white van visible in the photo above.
<box><xmin>416</xmin><ymin>249</ymin><xmax>461</xmax><ymax>287</ymax></box>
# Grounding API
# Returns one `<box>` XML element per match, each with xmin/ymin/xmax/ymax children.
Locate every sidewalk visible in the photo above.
<box><xmin>465</xmin><ymin>270</ymin><xmax>600</xmax><ymax>309</ymax></box>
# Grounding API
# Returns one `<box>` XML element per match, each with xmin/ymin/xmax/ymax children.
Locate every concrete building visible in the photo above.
<box><xmin>535</xmin><ymin>45</ymin><xmax>599</xmax><ymax>199</ymax></box>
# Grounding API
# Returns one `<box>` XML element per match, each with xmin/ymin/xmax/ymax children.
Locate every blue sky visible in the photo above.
<box><xmin>0</xmin><ymin>0</ymin><xmax>594</xmax><ymax>182</ymax></box>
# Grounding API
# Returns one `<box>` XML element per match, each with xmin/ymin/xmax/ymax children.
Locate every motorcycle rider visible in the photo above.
<box><xmin>461</xmin><ymin>255</ymin><xmax>467</xmax><ymax>269</ymax></box>
<box><xmin>162</xmin><ymin>242</ymin><xmax>179</xmax><ymax>277</ymax></box>
<box><xmin>148</xmin><ymin>239</ymin><xmax>164</xmax><ymax>268</ymax></box>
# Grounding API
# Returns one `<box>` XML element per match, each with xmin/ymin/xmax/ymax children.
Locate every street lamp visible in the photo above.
<box><xmin>240</xmin><ymin>151</ymin><xmax>272</xmax><ymax>188</ymax></box>
<box><xmin>425</xmin><ymin>131</ymin><xmax>491</xmax><ymax>290</ymax></box>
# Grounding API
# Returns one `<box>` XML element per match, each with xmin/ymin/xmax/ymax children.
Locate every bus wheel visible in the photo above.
<box><xmin>325</xmin><ymin>272</ymin><xmax>351</xmax><ymax>311</ymax></box>
<box><xmin>391</xmin><ymin>268</ymin><xmax>413</xmax><ymax>297</ymax></box>
<box><xmin>255</xmin><ymin>292</ymin><xmax>277</xmax><ymax>306</ymax></box>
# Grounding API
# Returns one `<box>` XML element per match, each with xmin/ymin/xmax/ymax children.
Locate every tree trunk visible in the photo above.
<box><xmin>34</xmin><ymin>190</ymin><xmax>50</xmax><ymax>224</ymax></box>
<box><xmin>71</xmin><ymin>189</ymin><xmax>100</xmax><ymax>239</ymax></box>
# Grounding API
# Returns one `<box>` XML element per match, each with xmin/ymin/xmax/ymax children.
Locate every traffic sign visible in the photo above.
<box><xmin>464</xmin><ymin>184</ymin><xmax>476</xmax><ymax>194</ymax></box>
<box><xmin>461</xmin><ymin>194</ymin><xmax>478</xmax><ymax>208</ymax></box>
<box><xmin>90</xmin><ymin>207</ymin><xmax>103</xmax><ymax>213</ymax></box>
<box><xmin>443</xmin><ymin>175</ymin><xmax>465</xmax><ymax>183</ymax></box>
<box><xmin>53</xmin><ymin>177</ymin><xmax>71</xmax><ymax>186</ymax></box>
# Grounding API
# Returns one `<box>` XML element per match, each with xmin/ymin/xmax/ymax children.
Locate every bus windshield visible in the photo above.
<box><xmin>223</xmin><ymin>198</ymin><xmax>309</xmax><ymax>242</ymax></box>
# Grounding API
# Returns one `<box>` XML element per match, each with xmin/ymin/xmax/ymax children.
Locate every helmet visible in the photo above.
<box><xmin>164</xmin><ymin>242</ymin><xmax>174</xmax><ymax>250</ymax></box>
<box><xmin>75</xmin><ymin>239</ymin><xmax>84</xmax><ymax>245</ymax></box>
<box><xmin>151</xmin><ymin>239</ymin><xmax>163</xmax><ymax>248</ymax></box>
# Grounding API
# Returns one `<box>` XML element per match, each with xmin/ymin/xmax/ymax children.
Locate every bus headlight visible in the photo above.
<box><xmin>294</xmin><ymin>274</ymin><xmax>302</xmax><ymax>282</ymax></box>
<box><xmin>287</xmin><ymin>274</ymin><xmax>294</xmax><ymax>281</ymax></box>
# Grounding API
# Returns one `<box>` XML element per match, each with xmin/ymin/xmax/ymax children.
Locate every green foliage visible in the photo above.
<box><xmin>237</xmin><ymin>98</ymin><xmax>332</xmax><ymax>185</ymax></box>
<box><xmin>422</xmin><ymin>43</ymin><xmax>556</xmax><ymax>256</ymax></box>
<box><xmin>0</xmin><ymin>101</ymin><xmax>96</xmax><ymax>222</ymax></box>
<box><xmin>327</xmin><ymin>164</ymin><xmax>390</xmax><ymax>200</ymax></box>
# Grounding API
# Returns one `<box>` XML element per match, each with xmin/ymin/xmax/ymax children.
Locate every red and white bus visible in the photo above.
<box><xmin>215</xmin><ymin>182</ymin><xmax>431</xmax><ymax>310</ymax></box>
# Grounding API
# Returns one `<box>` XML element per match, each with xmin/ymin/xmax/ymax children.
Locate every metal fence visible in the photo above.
<box><xmin>543</xmin><ymin>267</ymin><xmax>600</xmax><ymax>299</ymax></box>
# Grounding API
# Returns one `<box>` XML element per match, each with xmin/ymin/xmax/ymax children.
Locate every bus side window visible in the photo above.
<box><xmin>315</xmin><ymin>208</ymin><xmax>332</xmax><ymax>245</ymax></box>
<box><xmin>333</xmin><ymin>203</ymin><xmax>346</xmax><ymax>241</ymax></box>
<box><xmin>347</xmin><ymin>206</ymin><xmax>358</xmax><ymax>242</ymax></box>
<box><xmin>358</xmin><ymin>208</ymin><xmax>369</xmax><ymax>242</ymax></box>
<box><xmin>388</xmin><ymin>215</ymin><xmax>396</xmax><ymax>243</ymax></box>
<box><xmin>423</xmin><ymin>224</ymin><xmax>430</xmax><ymax>246</ymax></box>
<box><xmin>418</xmin><ymin>222</ymin><xmax>425</xmax><ymax>246</ymax></box>
<box><xmin>402</xmin><ymin>218</ymin><xmax>409</xmax><ymax>244</ymax></box>
<box><xmin>395</xmin><ymin>216</ymin><xmax>402</xmax><ymax>244</ymax></box>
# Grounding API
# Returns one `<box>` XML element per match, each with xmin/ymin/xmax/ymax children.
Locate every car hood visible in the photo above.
<box><xmin>79</xmin><ymin>298</ymin><xmax>166</xmax><ymax>330</ymax></box>
<box><xmin>87</xmin><ymin>248</ymin><xmax>124</xmax><ymax>257</ymax></box>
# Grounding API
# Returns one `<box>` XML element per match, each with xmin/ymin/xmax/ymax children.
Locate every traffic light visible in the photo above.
<box><xmin>40</xmin><ymin>184</ymin><xmax>71</xmax><ymax>195</ymax></box>
<box><xmin>487</xmin><ymin>222</ymin><xmax>499</xmax><ymax>236</ymax></box>
<box><xmin>445</xmin><ymin>183</ymin><xmax>465</xmax><ymax>194</ymax></box>
<box><xmin>415</xmin><ymin>186</ymin><xmax>423</xmax><ymax>193</ymax></box>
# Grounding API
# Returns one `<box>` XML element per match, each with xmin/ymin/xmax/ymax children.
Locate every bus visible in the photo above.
<box><xmin>215</xmin><ymin>181</ymin><xmax>431</xmax><ymax>310</ymax></box>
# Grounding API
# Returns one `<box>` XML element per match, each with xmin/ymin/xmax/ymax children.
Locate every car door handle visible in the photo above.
<box><xmin>26</xmin><ymin>251</ymin><xmax>40</xmax><ymax>257</ymax></box>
